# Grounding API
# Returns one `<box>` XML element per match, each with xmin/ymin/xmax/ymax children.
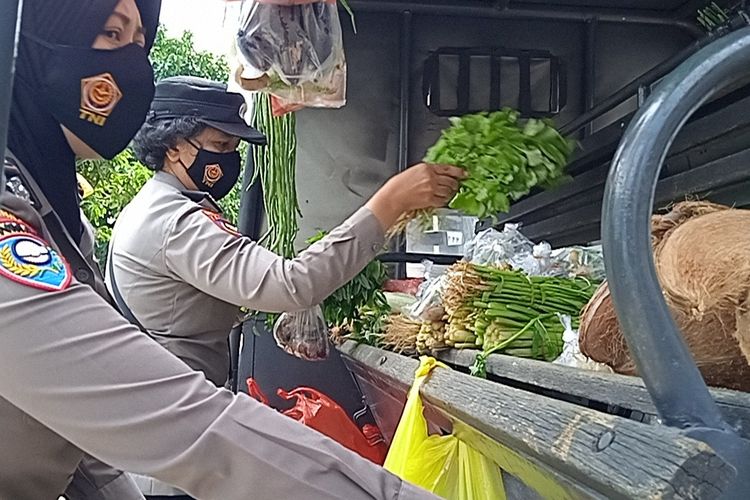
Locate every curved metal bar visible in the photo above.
<box><xmin>603</xmin><ymin>27</ymin><xmax>750</xmax><ymax>496</ymax></box>
<box><xmin>603</xmin><ymin>25</ymin><xmax>750</xmax><ymax>432</ymax></box>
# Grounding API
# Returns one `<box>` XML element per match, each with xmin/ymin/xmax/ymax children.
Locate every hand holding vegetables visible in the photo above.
<box><xmin>389</xmin><ymin>109</ymin><xmax>575</xmax><ymax>235</ymax></box>
<box><xmin>366</xmin><ymin>163</ymin><xmax>466</xmax><ymax>231</ymax></box>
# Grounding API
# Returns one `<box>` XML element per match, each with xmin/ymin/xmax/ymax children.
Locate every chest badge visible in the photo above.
<box><xmin>0</xmin><ymin>210</ymin><xmax>37</xmax><ymax>237</ymax></box>
<box><xmin>0</xmin><ymin>234</ymin><xmax>71</xmax><ymax>291</ymax></box>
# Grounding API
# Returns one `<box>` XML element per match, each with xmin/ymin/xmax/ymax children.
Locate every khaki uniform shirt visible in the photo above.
<box><xmin>111</xmin><ymin>171</ymin><xmax>388</xmax><ymax>497</ymax></box>
<box><xmin>108</xmin><ymin>172</ymin><xmax>385</xmax><ymax>386</ymax></box>
<box><xmin>0</xmin><ymin>166</ymin><xmax>435</xmax><ymax>500</ymax></box>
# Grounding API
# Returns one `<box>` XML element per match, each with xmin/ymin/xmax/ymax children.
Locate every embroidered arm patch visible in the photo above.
<box><xmin>0</xmin><ymin>216</ymin><xmax>71</xmax><ymax>292</ymax></box>
<box><xmin>201</xmin><ymin>209</ymin><xmax>241</xmax><ymax>237</ymax></box>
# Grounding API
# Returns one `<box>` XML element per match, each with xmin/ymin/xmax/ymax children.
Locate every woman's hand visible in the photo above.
<box><xmin>366</xmin><ymin>163</ymin><xmax>466</xmax><ymax>231</ymax></box>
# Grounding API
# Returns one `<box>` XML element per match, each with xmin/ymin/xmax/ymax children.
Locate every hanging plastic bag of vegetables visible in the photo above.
<box><xmin>272</xmin><ymin>306</ymin><xmax>331</xmax><ymax>360</ymax></box>
<box><xmin>235</xmin><ymin>0</ymin><xmax>348</xmax><ymax>116</ymax></box>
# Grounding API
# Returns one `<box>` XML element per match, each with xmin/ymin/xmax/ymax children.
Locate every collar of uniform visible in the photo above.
<box><xmin>153</xmin><ymin>170</ymin><xmax>188</xmax><ymax>191</ymax></box>
<box><xmin>152</xmin><ymin>171</ymin><xmax>223</xmax><ymax>214</ymax></box>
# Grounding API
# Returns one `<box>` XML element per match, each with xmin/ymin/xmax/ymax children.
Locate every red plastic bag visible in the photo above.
<box><xmin>270</xmin><ymin>95</ymin><xmax>305</xmax><ymax>117</ymax></box>
<box><xmin>246</xmin><ymin>379</ymin><xmax>388</xmax><ymax>464</ymax></box>
<box><xmin>383</xmin><ymin>278</ymin><xmax>424</xmax><ymax>296</ymax></box>
<box><xmin>246</xmin><ymin>378</ymin><xmax>270</xmax><ymax>405</ymax></box>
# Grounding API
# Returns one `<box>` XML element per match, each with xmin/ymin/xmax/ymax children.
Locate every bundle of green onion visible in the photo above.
<box><xmin>442</xmin><ymin>261</ymin><xmax>599</xmax><ymax>376</ymax></box>
<box><xmin>697</xmin><ymin>2</ymin><xmax>730</xmax><ymax>32</ymax></box>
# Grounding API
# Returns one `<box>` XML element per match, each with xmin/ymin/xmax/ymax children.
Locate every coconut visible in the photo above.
<box><xmin>579</xmin><ymin>201</ymin><xmax>750</xmax><ymax>391</ymax></box>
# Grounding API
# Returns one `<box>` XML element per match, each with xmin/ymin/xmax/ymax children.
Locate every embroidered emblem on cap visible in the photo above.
<box><xmin>203</xmin><ymin>164</ymin><xmax>224</xmax><ymax>188</ymax></box>
<box><xmin>201</xmin><ymin>209</ymin><xmax>241</xmax><ymax>237</ymax></box>
<box><xmin>0</xmin><ymin>234</ymin><xmax>71</xmax><ymax>291</ymax></box>
<box><xmin>80</xmin><ymin>72</ymin><xmax>123</xmax><ymax>126</ymax></box>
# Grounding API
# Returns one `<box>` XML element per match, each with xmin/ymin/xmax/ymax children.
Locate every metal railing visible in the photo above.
<box><xmin>602</xmin><ymin>25</ymin><xmax>750</xmax><ymax>497</ymax></box>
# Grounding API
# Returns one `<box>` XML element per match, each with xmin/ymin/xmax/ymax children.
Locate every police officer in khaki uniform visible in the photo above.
<box><xmin>108</xmin><ymin>75</ymin><xmax>464</xmax><ymax>499</ymax></box>
<box><xmin>0</xmin><ymin>0</ymin><xmax>459</xmax><ymax>498</ymax></box>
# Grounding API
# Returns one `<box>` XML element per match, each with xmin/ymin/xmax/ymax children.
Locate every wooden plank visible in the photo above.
<box><xmin>347</xmin><ymin>360</ymin><xmax>563</xmax><ymax>499</ymax></box>
<box><xmin>342</xmin><ymin>346</ymin><xmax>601</xmax><ymax>500</ymax></box>
<box><xmin>437</xmin><ymin>348</ymin><xmax>750</xmax><ymax>438</ymax></box>
<box><xmin>339</xmin><ymin>342</ymin><xmax>736</xmax><ymax>500</ymax></box>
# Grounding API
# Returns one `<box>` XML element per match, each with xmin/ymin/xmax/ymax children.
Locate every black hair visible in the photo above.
<box><xmin>132</xmin><ymin>116</ymin><xmax>206</xmax><ymax>171</ymax></box>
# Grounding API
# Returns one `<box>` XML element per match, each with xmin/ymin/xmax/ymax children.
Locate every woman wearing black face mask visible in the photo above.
<box><xmin>0</xmin><ymin>1</ymin><xmax>442</xmax><ymax>500</ymax></box>
<box><xmin>110</xmin><ymin>77</ymin><xmax>463</xmax><ymax>498</ymax></box>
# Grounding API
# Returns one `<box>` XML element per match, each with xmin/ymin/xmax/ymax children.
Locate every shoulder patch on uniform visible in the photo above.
<box><xmin>0</xmin><ymin>210</ymin><xmax>37</xmax><ymax>237</ymax></box>
<box><xmin>0</xmin><ymin>233</ymin><xmax>71</xmax><ymax>291</ymax></box>
<box><xmin>201</xmin><ymin>209</ymin><xmax>241</xmax><ymax>237</ymax></box>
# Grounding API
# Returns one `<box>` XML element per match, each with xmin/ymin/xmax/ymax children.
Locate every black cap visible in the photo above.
<box><xmin>149</xmin><ymin>76</ymin><xmax>266</xmax><ymax>145</ymax></box>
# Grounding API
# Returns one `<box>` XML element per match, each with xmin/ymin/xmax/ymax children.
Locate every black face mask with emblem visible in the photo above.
<box><xmin>8</xmin><ymin>0</ymin><xmax>162</xmax><ymax>244</ymax></box>
<box><xmin>32</xmin><ymin>38</ymin><xmax>156</xmax><ymax>160</ymax></box>
<box><xmin>180</xmin><ymin>140</ymin><xmax>242</xmax><ymax>200</ymax></box>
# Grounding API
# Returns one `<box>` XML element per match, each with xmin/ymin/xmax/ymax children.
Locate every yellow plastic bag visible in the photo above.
<box><xmin>384</xmin><ymin>357</ymin><xmax>506</xmax><ymax>500</ymax></box>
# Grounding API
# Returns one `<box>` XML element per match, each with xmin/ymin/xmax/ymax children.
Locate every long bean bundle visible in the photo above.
<box><xmin>443</xmin><ymin>261</ymin><xmax>598</xmax><ymax>376</ymax></box>
<box><xmin>251</xmin><ymin>93</ymin><xmax>300</xmax><ymax>258</ymax></box>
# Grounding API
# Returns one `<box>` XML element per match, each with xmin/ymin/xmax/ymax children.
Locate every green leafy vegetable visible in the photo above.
<box><xmin>306</xmin><ymin>231</ymin><xmax>391</xmax><ymax>342</ymax></box>
<box><xmin>424</xmin><ymin>109</ymin><xmax>576</xmax><ymax>220</ymax></box>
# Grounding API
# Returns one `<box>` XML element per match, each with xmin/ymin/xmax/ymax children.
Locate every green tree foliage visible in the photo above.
<box><xmin>77</xmin><ymin>26</ymin><xmax>247</xmax><ymax>264</ymax></box>
<box><xmin>79</xmin><ymin>150</ymin><xmax>152</xmax><ymax>261</ymax></box>
<box><xmin>150</xmin><ymin>28</ymin><xmax>231</xmax><ymax>82</ymax></box>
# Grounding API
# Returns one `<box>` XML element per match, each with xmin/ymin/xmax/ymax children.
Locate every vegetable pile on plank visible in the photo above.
<box><xmin>251</xmin><ymin>93</ymin><xmax>299</xmax><ymax>258</ymax></box>
<box><xmin>580</xmin><ymin>201</ymin><xmax>750</xmax><ymax>392</ymax></box>
<box><xmin>307</xmin><ymin>231</ymin><xmax>391</xmax><ymax>346</ymax></box>
<box><xmin>439</xmin><ymin>261</ymin><xmax>598</xmax><ymax>377</ymax></box>
<box><xmin>390</xmin><ymin>109</ymin><xmax>575</xmax><ymax>235</ymax></box>
<box><xmin>380</xmin><ymin>314</ymin><xmax>421</xmax><ymax>356</ymax></box>
<box><xmin>416</xmin><ymin>320</ymin><xmax>448</xmax><ymax>354</ymax></box>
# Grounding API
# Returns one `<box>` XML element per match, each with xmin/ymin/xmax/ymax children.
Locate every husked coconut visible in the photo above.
<box><xmin>580</xmin><ymin>201</ymin><xmax>750</xmax><ymax>391</ymax></box>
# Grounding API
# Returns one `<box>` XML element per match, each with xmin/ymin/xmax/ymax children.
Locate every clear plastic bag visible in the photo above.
<box><xmin>408</xmin><ymin>261</ymin><xmax>447</xmax><ymax>322</ymax></box>
<box><xmin>553</xmin><ymin>315</ymin><xmax>613</xmax><ymax>373</ymax></box>
<box><xmin>548</xmin><ymin>245</ymin><xmax>605</xmax><ymax>280</ymax></box>
<box><xmin>385</xmin><ymin>292</ymin><xmax>419</xmax><ymax>316</ymax></box>
<box><xmin>464</xmin><ymin>225</ymin><xmax>552</xmax><ymax>276</ymax></box>
<box><xmin>235</xmin><ymin>0</ymin><xmax>346</xmax><ymax>116</ymax></box>
<box><xmin>272</xmin><ymin>306</ymin><xmax>330</xmax><ymax>360</ymax></box>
